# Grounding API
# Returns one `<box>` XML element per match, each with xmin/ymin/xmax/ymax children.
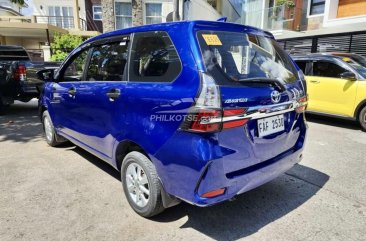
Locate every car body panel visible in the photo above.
<box><xmin>306</xmin><ymin>76</ymin><xmax>358</xmax><ymax>116</ymax></box>
<box><xmin>40</xmin><ymin>21</ymin><xmax>307</xmax><ymax>206</ymax></box>
<box><xmin>293</xmin><ymin>54</ymin><xmax>366</xmax><ymax>118</ymax></box>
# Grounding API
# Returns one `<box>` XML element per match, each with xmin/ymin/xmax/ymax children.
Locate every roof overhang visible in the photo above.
<box><xmin>0</xmin><ymin>22</ymin><xmax>68</xmax><ymax>38</ymax></box>
<box><xmin>0</xmin><ymin>22</ymin><xmax>100</xmax><ymax>38</ymax></box>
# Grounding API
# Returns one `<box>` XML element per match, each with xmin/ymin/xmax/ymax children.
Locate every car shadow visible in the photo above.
<box><xmin>306</xmin><ymin>113</ymin><xmax>361</xmax><ymax>131</ymax></box>
<box><xmin>70</xmin><ymin>146</ymin><xmax>121</xmax><ymax>180</ymax></box>
<box><xmin>0</xmin><ymin>100</ymin><xmax>43</xmax><ymax>143</ymax></box>
<box><xmin>68</xmin><ymin>145</ymin><xmax>328</xmax><ymax>240</ymax></box>
<box><xmin>151</xmin><ymin>164</ymin><xmax>328</xmax><ymax>240</ymax></box>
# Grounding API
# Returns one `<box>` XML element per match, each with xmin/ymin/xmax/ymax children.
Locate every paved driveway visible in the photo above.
<box><xmin>0</xmin><ymin>100</ymin><xmax>365</xmax><ymax>241</ymax></box>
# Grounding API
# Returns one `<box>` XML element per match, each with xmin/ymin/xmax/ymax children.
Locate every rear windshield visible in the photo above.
<box><xmin>197</xmin><ymin>31</ymin><xmax>299</xmax><ymax>85</ymax></box>
<box><xmin>0</xmin><ymin>49</ymin><xmax>29</xmax><ymax>61</ymax></box>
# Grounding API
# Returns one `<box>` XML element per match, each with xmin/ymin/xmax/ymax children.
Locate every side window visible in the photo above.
<box><xmin>62</xmin><ymin>50</ymin><xmax>88</xmax><ymax>82</ymax></box>
<box><xmin>86</xmin><ymin>41</ymin><xmax>128</xmax><ymax>81</ymax></box>
<box><xmin>312</xmin><ymin>61</ymin><xmax>349</xmax><ymax>78</ymax></box>
<box><xmin>129</xmin><ymin>31</ymin><xmax>181</xmax><ymax>82</ymax></box>
<box><xmin>295</xmin><ymin>61</ymin><xmax>307</xmax><ymax>74</ymax></box>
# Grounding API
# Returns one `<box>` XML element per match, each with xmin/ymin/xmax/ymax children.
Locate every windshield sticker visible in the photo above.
<box><xmin>202</xmin><ymin>34</ymin><xmax>223</xmax><ymax>46</ymax></box>
<box><xmin>343</xmin><ymin>57</ymin><xmax>351</xmax><ymax>62</ymax></box>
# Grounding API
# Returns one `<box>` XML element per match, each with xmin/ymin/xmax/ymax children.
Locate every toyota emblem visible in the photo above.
<box><xmin>271</xmin><ymin>90</ymin><xmax>281</xmax><ymax>103</ymax></box>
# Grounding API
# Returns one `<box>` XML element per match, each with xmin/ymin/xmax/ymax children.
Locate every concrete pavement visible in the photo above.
<box><xmin>0</xmin><ymin>100</ymin><xmax>365</xmax><ymax>241</ymax></box>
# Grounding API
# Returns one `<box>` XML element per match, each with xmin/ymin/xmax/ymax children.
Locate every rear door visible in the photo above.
<box><xmin>196</xmin><ymin>31</ymin><xmax>306</xmax><ymax>170</ymax></box>
<box><xmin>306</xmin><ymin>60</ymin><xmax>358</xmax><ymax>116</ymax></box>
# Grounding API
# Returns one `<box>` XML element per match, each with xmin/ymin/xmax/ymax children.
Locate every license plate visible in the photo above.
<box><xmin>257</xmin><ymin>114</ymin><xmax>285</xmax><ymax>137</ymax></box>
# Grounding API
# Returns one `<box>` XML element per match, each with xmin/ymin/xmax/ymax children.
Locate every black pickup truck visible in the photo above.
<box><xmin>0</xmin><ymin>45</ymin><xmax>60</xmax><ymax>113</ymax></box>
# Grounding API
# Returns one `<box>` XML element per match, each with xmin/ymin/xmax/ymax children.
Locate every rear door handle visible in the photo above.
<box><xmin>107</xmin><ymin>88</ymin><xmax>121</xmax><ymax>101</ymax></box>
<box><xmin>68</xmin><ymin>87</ymin><xmax>76</xmax><ymax>97</ymax></box>
<box><xmin>310</xmin><ymin>80</ymin><xmax>320</xmax><ymax>84</ymax></box>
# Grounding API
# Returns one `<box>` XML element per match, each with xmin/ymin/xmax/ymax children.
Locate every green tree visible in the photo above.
<box><xmin>9</xmin><ymin>0</ymin><xmax>27</xmax><ymax>7</ymax></box>
<box><xmin>275</xmin><ymin>0</ymin><xmax>295</xmax><ymax>8</ymax></box>
<box><xmin>50</xmin><ymin>33</ymin><xmax>84</xmax><ymax>62</ymax></box>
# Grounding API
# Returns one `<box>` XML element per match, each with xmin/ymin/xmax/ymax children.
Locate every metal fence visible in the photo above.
<box><xmin>277</xmin><ymin>31</ymin><xmax>366</xmax><ymax>57</ymax></box>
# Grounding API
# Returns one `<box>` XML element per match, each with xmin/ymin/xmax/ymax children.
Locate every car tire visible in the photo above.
<box><xmin>0</xmin><ymin>99</ymin><xmax>8</xmax><ymax>115</ymax></box>
<box><xmin>121</xmin><ymin>151</ymin><xmax>165</xmax><ymax>218</ymax></box>
<box><xmin>42</xmin><ymin>111</ymin><xmax>66</xmax><ymax>146</ymax></box>
<box><xmin>359</xmin><ymin>106</ymin><xmax>366</xmax><ymax>132</ymax></box>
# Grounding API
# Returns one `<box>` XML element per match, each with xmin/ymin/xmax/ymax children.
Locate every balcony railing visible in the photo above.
<box><xmin>0</xmin><ymin>15</ymin><xmax>87</xmax><ymax>30</ymax></box>
<box><xmin>242</xmin><ymin>5</ymin><xmax>316</xmax><ymax>32</ymax></box>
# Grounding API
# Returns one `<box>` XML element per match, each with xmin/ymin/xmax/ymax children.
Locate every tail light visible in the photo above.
<box><xmin>189</xmin><ymin>109</ymin><xmax>222</xmax><ymax>132</ymax></box>
<box><xmin>181</xmin><ymin>73</ymin><xmax>250</xmax><ymax>133</ymax></box>
<box><xmin>14</xmin><ymin>64</ymin><xmax>27</xmax><ymax>81</ymax></box>
<box><xmin>295</xmin><ymin>96</ymin><xmax>308</xmax><ymax>113</ymax></box>
<box><xmin>222</xmin><ymin>109</ymin><xmax>249</xmax><ymax>129</ymax></box>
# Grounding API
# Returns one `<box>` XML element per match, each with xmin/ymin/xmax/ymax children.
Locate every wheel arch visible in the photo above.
<box><xmin>354</xmin><ymin>99</ymin><xmax>366</xmax><ymax>120</ymax></box>
<box><xmin>114</xmin><ymin>139</ymin><xmax>181</xmax><ymax>208</ymax></box>
<box><xmin>114</xmin><ymin>140</ymin><xmax>149</xmax><ymax>171</ymax></box>
<box><xmin>38</xmin><ymin>104</ymin><xmax>47</xmax><ymax>122</ymax></box>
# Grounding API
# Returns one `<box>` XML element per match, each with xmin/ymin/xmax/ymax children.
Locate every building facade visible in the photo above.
<box><xmin>85</xmin><ymin>0</ymin><xmax>103</xmax><ymax>32</ymax></box>
<box><xmin>100</xmin><ymin>0</ymin><xmax>175</xmax><ymax>33</ymax></box>
<box><xmin>203</xmin><ymin>0</ymin><xmax>366</xmax><ymax>56</ymax></box>
<box><xmin>0</xmin><ymin>0</ymin><xmax>100</xmax><ymax>61</ymax></box>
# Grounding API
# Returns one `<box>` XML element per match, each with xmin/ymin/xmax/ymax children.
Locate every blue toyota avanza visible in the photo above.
<box><xmin>38</xmin><ymin>21</ymin><xmax>308</xmax><ymax>217</ymax></box>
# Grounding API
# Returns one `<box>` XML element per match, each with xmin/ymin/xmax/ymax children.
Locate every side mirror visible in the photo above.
<box><xmin>37</xmin><ymin>68</ymin><xmax>55</xmax><ymax>82</ymax></box>
<box><xmin>339</xmin><ymin>71</ymin><xmax>357</xmax><ymax>81</ymax></box>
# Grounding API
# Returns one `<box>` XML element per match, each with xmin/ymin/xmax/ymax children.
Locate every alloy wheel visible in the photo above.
<box><xmin>125</xmin><ymin>162</ymin><xmax>150</xmax><ymax>208</ymax></box>
<box><xmin>44</xmin><ymin>117</ymin><xmax>53</xmax><ymax>142</ymax></box>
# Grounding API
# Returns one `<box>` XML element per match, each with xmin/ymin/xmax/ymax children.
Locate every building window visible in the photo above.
<box><xmin>115</xmin><ymin>2</ymin><xmax>132</xmax><ymax>29</ymax></box>
<box><xmin>93</xmin><ymin>5</ymin><xmax>102</xmax><ymax>20</ymax></box>
<box><xmin>145</xmin><ymin>3</ymin><xmax>163</xmax><ymax>24</ymax></box>
<box><xmin>309</xmin><ymin>0</ymin><xmax>325</xmax><ymax>16</ymax></box>
<box><xmin>48</xmin><ymin>6</ymin><xmax>73</xmax><ymax>28</ymax></box>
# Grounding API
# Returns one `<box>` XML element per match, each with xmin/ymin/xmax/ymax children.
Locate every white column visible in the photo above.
<box><xmin>41</xmin><ymin>45</ymin><xmax>51</xmax><ymax>61</ymax></box>
<box><xmin>73</xmin><ymin>0</ymin><xmax>81</xmax><ymax>30</ymax></box>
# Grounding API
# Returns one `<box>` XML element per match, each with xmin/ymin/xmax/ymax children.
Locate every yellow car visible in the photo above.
<box><xmin>293</xmin><ymin>53</ymin><xmax>366</xmax><ymax>131</ymax></box>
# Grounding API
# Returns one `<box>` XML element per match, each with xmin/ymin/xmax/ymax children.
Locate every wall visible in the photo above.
<box><xmin>337</xmin><ymin>0</ymin><xmax>366</xmax><ymax>18</ymax></box>
<box><xmin>184</xmin><ymin>0</ymin><xmax>221</xmax><ymax>21</ymax></box>
<box><xmin>32</xmin><ymin>0</ymin><xmax>86</xmax><ymax>21</ymax></box>
<box><xmin>323</xmin><ymin>0</ymin><xmax>366</xmax><ymax>27</ymax></box>
<box><xmin>143</xmin><ymin>0</ymin><xmax>174</xmax><ymax>24</ymax></box>
<box><xmin>85</xmin><ymin>0</ymin><xmax>103</xmax><ymax>32</ymax></box>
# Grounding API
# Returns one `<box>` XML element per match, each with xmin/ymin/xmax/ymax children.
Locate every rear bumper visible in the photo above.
<box><xmin>153</xmin><ymin>113</ymin><xmax>307</xmax><ymax>207</ymax></box>
<box><xmin>191</xmin><ymin>147</ymin><xmax>303</xmax><ymax>206</ymax></box>
<box><xmin>20</xmin><ymin>82</ymin><xmax>41</xmax><ymax>95</ymax></box>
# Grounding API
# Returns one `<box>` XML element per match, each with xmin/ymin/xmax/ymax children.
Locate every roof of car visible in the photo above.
<box><xmin>85</xmin><ymin>20</ymin><xmax>274</xmax><ymax>45</ymax></box>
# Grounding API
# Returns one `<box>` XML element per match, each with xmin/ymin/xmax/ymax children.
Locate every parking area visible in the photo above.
<box><xmin>0</xmin><ymin>100</ymin><xmax>365</xmax><ymax>241</ymax></box>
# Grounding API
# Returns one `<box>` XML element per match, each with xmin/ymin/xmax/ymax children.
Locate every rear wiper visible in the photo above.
<box><xmin>238</xmin><ymin>78</ymin><xmax>286</xmax><ymax>92</ymax></box>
